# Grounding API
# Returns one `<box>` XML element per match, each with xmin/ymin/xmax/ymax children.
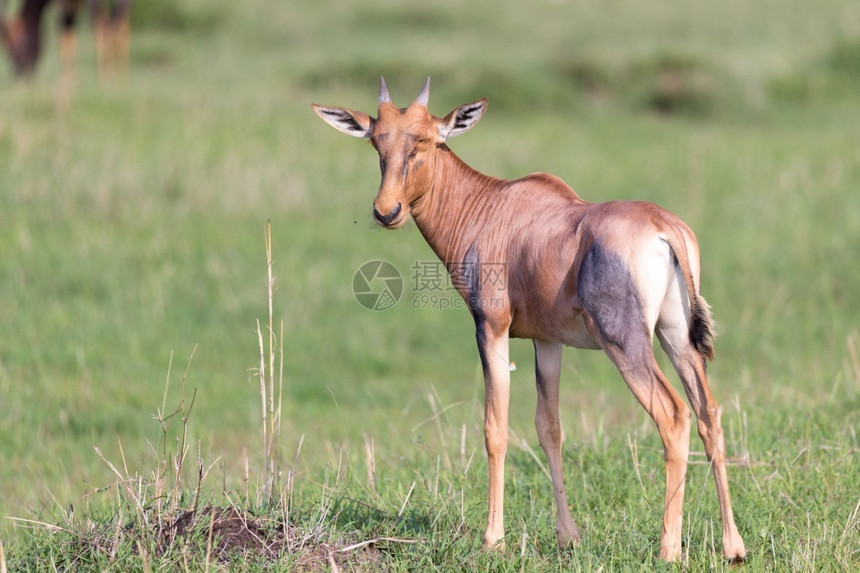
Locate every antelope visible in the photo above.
<box><xmin>1</xmin><ymin>0</ymin><xmax>131</xmax><ymax>77</ymax></box>
<box><xmin>312</xmin><ymin>77</ymin><xmax>747</xmax><ymax>562</ymax></box>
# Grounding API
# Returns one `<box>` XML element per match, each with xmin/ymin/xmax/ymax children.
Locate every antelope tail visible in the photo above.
<box><xmin>663</xmin><ymin>235</ymin><xmax>715</xmax><ymax>362</ymax></box>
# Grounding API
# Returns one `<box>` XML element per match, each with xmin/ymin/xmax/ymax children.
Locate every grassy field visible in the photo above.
<box><xmin>1</xmin><ymin>0</ymin><xmax>859</xmax><ymax>569</ymax></box>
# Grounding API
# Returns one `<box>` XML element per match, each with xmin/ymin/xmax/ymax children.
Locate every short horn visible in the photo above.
<box><xmin>379</xmin><ymin>76</ymin><xmax>391</xmax><ymax>104</ymax></box>
<box><xmin>415</xmin><ymin>76</ymin><xmax>430</xmax><ymax>106</ymax></box>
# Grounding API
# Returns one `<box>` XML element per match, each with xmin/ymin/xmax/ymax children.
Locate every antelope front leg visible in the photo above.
<box><xmin>476</xmin><ymin>321</ymin><xmax>511</xmax><ymax>550</ymax></box>
<box><xmin>534</xmin><ymin>340</ymin><xmax>580</xmax><ymax>548</ymax></box>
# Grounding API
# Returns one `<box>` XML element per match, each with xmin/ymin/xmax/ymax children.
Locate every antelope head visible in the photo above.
<box><xmin>312</xmin><ymin>77</ymin><xmax>488</xmax><ymax>228</ymax></box>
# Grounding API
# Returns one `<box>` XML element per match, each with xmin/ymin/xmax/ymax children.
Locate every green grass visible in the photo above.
<box><xmin>1</xmin><ymin>0</ymin><xmax>859</xmax><ymax>569</ymax></box>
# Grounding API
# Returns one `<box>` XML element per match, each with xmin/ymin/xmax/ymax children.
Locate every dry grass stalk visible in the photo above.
<box><xmin>847</xmin><ymin>330</ymin><xmax>859</xmax><ymax>385</ymax></box>
<box><xmin>256</xmin><ymin>221</ymin><xmax>284</xmax><ymax>503</ymax></box>
<box><xmin>364</xmin><ymin>434</ymin><xmax>376</xmax><ymax>494</ymax></box>
<box><xmin>0</xmin><ymin>538</ymin><xmax>7</xmax><ymax>573</ymax></box>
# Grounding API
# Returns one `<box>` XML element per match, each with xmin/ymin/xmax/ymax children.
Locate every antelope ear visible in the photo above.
<box><xmin>311</xmin><ymin>104</ymin><xmax>374</xmax><ymax>138</ymax></box>
<box><xmin>437</xmin><ymin>98</ymin><xmax>488</xmax><ymax>141</ymax></box>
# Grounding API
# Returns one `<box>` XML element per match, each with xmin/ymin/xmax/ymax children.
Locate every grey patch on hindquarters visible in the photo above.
<box><xmin>577</xmin><ymin>242</ymin><xmax>650</xmax><ymax>352</ymax></box>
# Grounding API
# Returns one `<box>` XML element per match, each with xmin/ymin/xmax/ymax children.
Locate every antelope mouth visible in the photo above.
<box><xmin>373</xmin><ymin>202</ymin><xmax>406</xmax><ymax>228</ymax></box>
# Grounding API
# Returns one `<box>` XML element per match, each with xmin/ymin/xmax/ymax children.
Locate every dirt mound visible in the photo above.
<box><xmin>156</xmin><ymin>506</ymin><xmax>386</xmax><ymax>570</ymax></box>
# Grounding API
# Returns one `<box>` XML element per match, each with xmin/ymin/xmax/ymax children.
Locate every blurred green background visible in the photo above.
<box><xmin>1</xmin><ymin>0</ymin><xmax>858</xmax><ymax>565</ymax></box>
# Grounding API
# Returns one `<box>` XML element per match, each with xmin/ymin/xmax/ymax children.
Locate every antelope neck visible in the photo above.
<box><xmin>410</xmin><ymin>147</ymin><xmax>504</xmax><ymax>266</ymax></box>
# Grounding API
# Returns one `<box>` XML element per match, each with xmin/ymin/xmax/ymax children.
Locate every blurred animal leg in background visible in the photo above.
<box><xmin>1</xmin><ymin>0</ymin><xmax>51</xmax><ymax>76</ymax></box>
<box><xmin>91</xmin><ymin>0</ymin><xmax>132</xmax><ymax>78</ymax></box>
<box><xmin>59</xmin><ymin>0</ymin><xmax>83</xmax><ymax>82</ymax></box>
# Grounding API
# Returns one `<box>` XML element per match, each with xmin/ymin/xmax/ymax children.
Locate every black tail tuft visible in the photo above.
<box><xmin>691</xmin><ymin>297</ymin><xmax>715</xmax><ymax>362</ymax></box>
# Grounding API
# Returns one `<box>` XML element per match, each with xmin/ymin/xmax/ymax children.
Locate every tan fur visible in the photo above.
<box><xmin>312</xmin><ymin>78</ymin><xmax>746</xmax><ymax>562</ymax></box>
<box><xmin>93</xmin><ymin>6</ymin><xmax>130</xmax><ymax>77</ymax></box>
<box><xmin>1</xmin><ymin>0</ymin><xmax>131</xmax><ymax>78</ymax></box>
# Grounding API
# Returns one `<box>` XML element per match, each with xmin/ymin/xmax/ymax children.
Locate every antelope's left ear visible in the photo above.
<box><xmin>312</xmin><ymin>104</ymin><xmax>374</xmax><ymax>138</ymax></box>
<box><xmin>437</xmin><ymin>98</ymin><xmax>488</xmax><ymax>142</ymax></box>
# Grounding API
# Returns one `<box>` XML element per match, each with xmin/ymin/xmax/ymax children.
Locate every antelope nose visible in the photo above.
<box><xmin>373</xmin><ymin>202</ymin><xmax>402</xmax><ymax>226</ymax></box>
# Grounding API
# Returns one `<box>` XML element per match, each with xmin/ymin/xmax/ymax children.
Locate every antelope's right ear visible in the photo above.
<box><xmin>311</xmin><ymin>104</ymin><xmax>374</xmax><ymax>138</ymax></box>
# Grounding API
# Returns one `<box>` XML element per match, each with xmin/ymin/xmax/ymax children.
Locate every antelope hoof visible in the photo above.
<box><xmin>658</xmin><ymin>545</ymin><xmax>682</xmax><ymax>563</ymax></box>
<box><xmin>723</xmin><ymin>544</ymin><xmax>747</xmax><ymax>563</ymax></box>
<box><xmin>557</xmin><ymin>527</ymin><xmax>581</xmax><ymax>550</ymax></box>
<box><xmin>723</xmin><ymin>530</ymin><xmax>746</xmax><ymax>562</ymax></box>
<box><xmin>482</xmin><ymin>534</ymin><xmax>506</xmax><ymax>551</ymax></box>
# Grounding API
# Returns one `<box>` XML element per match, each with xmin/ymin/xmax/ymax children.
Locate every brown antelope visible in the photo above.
<box><xmin>312</xmin><ymin>77</ymin><xmax>746</xmax><ymax>562</ymax></box>
<box><xmin>1</xmin><ymin>0</ymin><xmax>131</xmax><ymax>77</ymax></box>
